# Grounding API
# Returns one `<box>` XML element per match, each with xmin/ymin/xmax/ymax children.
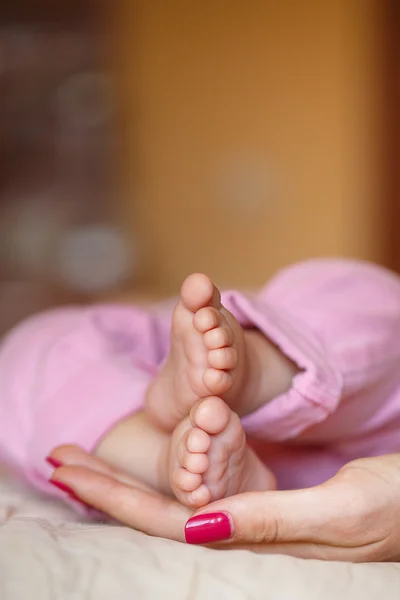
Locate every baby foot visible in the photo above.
<box><xmin>145</xmin><ymin>273</ymin><xmax>252</xmax><ymax>431</ymax></box>
<box><xmin>170</xmin><ymin>396</ymin><xmax>276</xmax><ymax>508</ymax></box>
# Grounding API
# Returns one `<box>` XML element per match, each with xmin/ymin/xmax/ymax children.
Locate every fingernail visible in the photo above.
<box><xmin>185</xmin><ymin>512</ymin><xmax>233</xmax><ymax>544</ymax></box>
<box><xmin>49</xmin><ymin>478</ymin><xmax>75</xmax><ymax>496</ymax></box>
<box><xmin>46</xmin><ymin>456</ymin><xmax>63</xmax><ymax>469</ymax></box>
<box><xmin>49</xmin><ymin>478</ymin><xmax>91</xmax><ymax>509</ymax></box>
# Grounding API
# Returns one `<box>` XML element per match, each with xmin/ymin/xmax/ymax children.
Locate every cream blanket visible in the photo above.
<box><xmin>1</xmin><ymin>469</ymin><xmax>399</xmax><ymax>599</ymax></box>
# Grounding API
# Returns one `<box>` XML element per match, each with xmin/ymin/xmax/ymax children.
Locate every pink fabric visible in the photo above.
<box><xmin>1</xmin><ymin>258</ymin><xmax>400</xmax><ymax>497</ymax></box>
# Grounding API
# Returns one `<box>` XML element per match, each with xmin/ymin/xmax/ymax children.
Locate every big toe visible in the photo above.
<box><xmin>191</xmin><ymin>396</ymin><xmax>231</xmax><ymax>435</ymax></box>
<box><xmin>181</xmin><ymin>273</ymin><xmax>221</xmax><ymax>313</ymax></box>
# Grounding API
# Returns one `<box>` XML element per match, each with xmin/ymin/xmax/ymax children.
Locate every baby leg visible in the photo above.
<box><xmin>0</xmin><ymin>305</ymin><xmax>165</xmax><ymax>502</ymax></box>
<box><xmin>94</xmin><ymin>411</ymin><xmax>171</xmax><ymax>494</ymax></box>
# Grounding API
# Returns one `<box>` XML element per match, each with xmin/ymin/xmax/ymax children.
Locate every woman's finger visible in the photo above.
<box><xmin>50</xmin><ymin>444</ymin><xmax>125</xmax><ymax>476</ymax></box>
<box><xmin>49</xmin><ymin>445</ymin><xmax>154</xmax><ymax>492</ymax></box>
<box><xmin>185</xmin><ymin>482</ymin><xmax>369</xmax><ymax>547</ymax></box>
<box><xmin>51</xmin><ymin>464</ymin><xmax>192</xmax><ymax>541</ymax></box>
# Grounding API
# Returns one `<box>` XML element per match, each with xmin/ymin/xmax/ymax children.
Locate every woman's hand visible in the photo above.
<box><xmin>47</xmin><ymin>447</ymin><xmax>400</xmax><ymax>561</ymax></box>
<box><xmin>185</xmin><ymin>455</ymin><xmax>400</xmax><ymax>561</ymax></box>
<box><xmin>48</xmin><ymin>445</ymin><xmax>191</xmax><ymax>542</ymax></box>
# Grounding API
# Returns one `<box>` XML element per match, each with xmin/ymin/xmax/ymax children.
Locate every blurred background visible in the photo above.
<box><xmin>0</xmin><ymin>0</ymin><xmax>398</xmax><ymax>331</ymax></box>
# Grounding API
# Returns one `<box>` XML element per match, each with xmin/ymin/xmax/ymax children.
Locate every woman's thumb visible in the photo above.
<box><xmin>184</xmin><ymin>486</ymin><xmax>334</xmax><ymax>545</ymax></box>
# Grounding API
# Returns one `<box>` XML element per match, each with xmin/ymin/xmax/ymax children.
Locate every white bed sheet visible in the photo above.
<box><xmin>0</xmin><ymin>468</ymin><xmax>399</xmax><ymax>600</ymax></box>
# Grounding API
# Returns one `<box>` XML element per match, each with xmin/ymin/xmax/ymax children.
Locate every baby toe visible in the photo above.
<box><xmin>203</xmin><ymin>324</ymin><xmax>234</xmax><ymax>350</ymax></box>
<box><xmin>173</xmin><ymin>467</ymin><xmax>202</xmax><ymax>492</ymax></box>
<box><xmin>181</xmin><ymin>274</ymin><xmax>220</xmax><ymax>313</ymax></box>
<box><xmin>188</xmin><ymin>484</ymin><xmax>211</xmax><ymax>508</ymax></box>
<box><xmin>203</xmin><ymin>368</ymin><xmax>233</xmax><ymax>395</ymax></box>
<box><xmin>185</xmin><ymin>427</ymin><xmax>211</xmax><ymax>453</ymax></box>
<box><xmin>191</xmin><ymin>396</ymin><xmax>231</xmax><ymax>435</ymax></box>
<box><xmin>182</xmin><ymin>452</ymin><xmax>209</xmax><ymax>474</ymax></box>
<box><xmin>193</xmin><ymin>307</ymin><xmax>222</xmax><ymax>333</ymax></box>
<box><xmin>208</xmin><ymin>346</ymin><xmax>237</xmax><ymax>370</ymax></box>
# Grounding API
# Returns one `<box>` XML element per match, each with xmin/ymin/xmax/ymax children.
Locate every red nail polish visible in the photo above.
<box><xmin>49</xmin><ymin>479</ymin><xmax>76</xmax><ymax>497</ymax></box>
<box><xmin>185</xmin><ymin>512</ymin><xmax>233</xmax><ymax>544</ymax></box>
<box><xmin>46</xmin><ymin>456</ymin><xmax>63</xmax><ymax>469</ymax></box>
<box><xmin>49</xmin><ymin>479</ymin><xmax>91</xmax><ymax>508</ymax></box>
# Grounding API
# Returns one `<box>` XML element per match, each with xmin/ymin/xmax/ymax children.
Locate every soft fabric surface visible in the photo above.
<box><xmin>0</xmin><ymin>469</ymin><xmax>399</xmax><ymax>599</ymax></box>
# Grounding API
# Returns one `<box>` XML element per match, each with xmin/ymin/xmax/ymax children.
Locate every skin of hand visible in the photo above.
<box><xmin>47</xmin><ymin>447</ymin><xmax>400</xmax><ymax>562</ymax></box>
<box><xmin>185</xmin><ymin>454</ymin><xmax>400</xmax><ymax>561</ymax></box>
<box><xmin>48</xmin><ymin>445</ymin><xmax>191</xmax><ymax>542</ymax></box>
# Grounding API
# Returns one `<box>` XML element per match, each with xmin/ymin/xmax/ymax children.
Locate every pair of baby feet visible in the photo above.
<box><xmin>145</xmin><ymin>274</ymin><xmax>277</xmax><ymax>508</ymax></box>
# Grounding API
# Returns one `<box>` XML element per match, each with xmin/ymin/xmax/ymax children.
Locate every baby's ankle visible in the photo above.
<box><xmin>240</xmin><ymin>329</ymin><xmax>299</xmax><ymax>415</ymax></box>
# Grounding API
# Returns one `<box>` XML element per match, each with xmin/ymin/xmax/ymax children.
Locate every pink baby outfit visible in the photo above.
<box><xmin>1</xmin><ymin>258</ymin><xmax>400</xmax><ymax>499</ymax></box>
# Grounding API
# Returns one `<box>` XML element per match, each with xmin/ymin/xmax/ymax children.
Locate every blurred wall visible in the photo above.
<box><xmin>114</xmin><ymin>0</ymin><xmax>385</xmax><ymax>294</ymax></box>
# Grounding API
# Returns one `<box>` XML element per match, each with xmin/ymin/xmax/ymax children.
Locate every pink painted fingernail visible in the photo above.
<box><xmin>46</xmin><ymin>456</ymin><xmax>63</xmax><ymax>469</ymax></box>
<box><xmin>49</xmin><ymin>479</ymin><xmax>76</xmax><ymax>496</ymax></box>
<box><xmin>49</xmin><ymin>478</ymin><xmax>91</xmax><ymax>508</ymax></box>
<box><xmin>185</xmin><ymin>512</ymin><xmax>233</xmax><ymax>544</ymax></box>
